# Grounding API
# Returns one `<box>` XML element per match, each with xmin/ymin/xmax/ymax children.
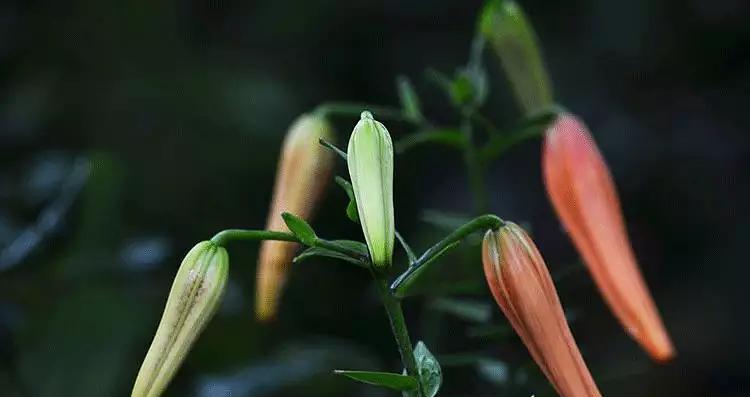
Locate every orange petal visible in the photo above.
<box><xmin>542</xmin><ymin>113</ymin><xmax>675</xmax><ymax>362</ymax></box>
<box><xmin>483</xmin><ymin>223</ymin><xmax>602</xmax><ymax>397</ymax></box>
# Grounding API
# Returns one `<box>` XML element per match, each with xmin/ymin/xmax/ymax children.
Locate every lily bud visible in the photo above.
<box><xmin>479</xmin><ymin>0</ymin><xmax>553</xmax><ymax>115</ymax></box>
<box><xmin>483</xmin><ymin>223</ymin><xmax>602</xmax><ymax>397</ymax></box>
<box><xmin>347</xmin><ymin>111</ymin><xmax>395</xmax><ymax>269</ymax></box>
<box><xmin>131</xmin><ymin>241</ymin><xmax>229</xmax><ymax>397</ymax></box>
<box><xmin>542</xmin><ymin>113</ymin><xmax>675</xmax><ymax>362</ymax></box>
<box><xmin>255</xmin><ymin>113</ymin><xmax>335</xmax><ymax>321</ymax></box>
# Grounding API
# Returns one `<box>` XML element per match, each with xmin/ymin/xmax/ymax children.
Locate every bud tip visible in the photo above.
<box><xmin>360</xmin><ymin>110</ymin><xmax>374</xmax><ymax>120</ymax></box>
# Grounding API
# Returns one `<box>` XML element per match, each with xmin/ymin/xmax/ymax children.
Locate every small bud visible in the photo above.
<box><xmin>255</xmin><ymin>114</ymin><xmax>335</xmax><ymax>321</ymax></box>
<box><xmin>542</xmin><ymin>114</ymin><xmax>675</xmax><ymax>362</ymax></box>
<box><xmin>483</xmin><ymin>223</ymin><xmax>602</xmax><ymax>397</ymax></box>
<box><xmin>131</xmin><ymin>241</ymin><xmax>229</xmax><ymax>397</ymax></box>
<box><xmin>479</xmin><ymin>0</ymin><xmax>553</xmax><ymax>115</ymax></box>
<box><xmin>347</xmin><ymin>111</ymin><xmax>395</xmax><ymax>269</ymax></box>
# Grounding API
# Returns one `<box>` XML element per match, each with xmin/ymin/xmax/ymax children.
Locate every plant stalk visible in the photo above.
<box><xmin>374</xmin><ymin>273</ymin><xmax>422</xmax><ymax>397</ymax></box>
<box><xmin>460</xmin><ymin>117</ymin><xmax>489</xmax><ymax>213</ymax></box>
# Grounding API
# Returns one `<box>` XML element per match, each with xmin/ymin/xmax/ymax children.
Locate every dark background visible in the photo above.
<box><xmin>0</xmin><ymin>0</ymin><xmax>747</xmax><ymax>396</ymax></box>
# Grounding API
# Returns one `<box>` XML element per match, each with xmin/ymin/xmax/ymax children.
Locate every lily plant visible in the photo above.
<box><xmin>130</xmin><ymin>1</ymin><xmax>675</xmax><ymax>396</ymax></box>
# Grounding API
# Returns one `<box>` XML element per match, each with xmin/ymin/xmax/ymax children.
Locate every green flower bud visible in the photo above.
<box><xmin>347</xmin><ymin>111</ymin><xmax>395</xmax><ymax>269</ymax></box>
<box><xmin>131</xmin><ymin>241</ymin><xmax>229</xmax><ymax>397</ymax></box>
<box><xmin>479</xmin><ymin>0</ymin><xmax>553</xmax><ymax>115</ymax></box>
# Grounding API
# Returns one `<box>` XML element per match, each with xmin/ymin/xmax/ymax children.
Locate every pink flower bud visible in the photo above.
<box><xmin>542</xmin><ymin>113</ymin><xmax>675</xmax><ymax>362</ymax></box>
<box><xmin>483</xmin><ymin>223</ymin><xmax>602</xmax><ymax>397</ymax></box>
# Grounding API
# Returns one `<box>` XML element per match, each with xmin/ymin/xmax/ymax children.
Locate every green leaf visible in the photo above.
<box><xmin>414</xmin><ymin>341</ymin><xmax>442</xmax><ymax>397</ymax></box>
<box><xmin>430</xmin><ymin>298</ymin><xmax>492</xmax><ymax>323</ymax></box>
<box><xmin>319</xmin><ymin>137</ymin><xmax>348</xmax><ymax>160</ymax></box>
<box><xmin>335</xmin><ymin>176</ymin><xmax>360</xmax><ymax>223</ymax></box>
<box><xmin>281</xmin><ymin>212</ymin><xmax>317</xmax><ymax>246</ymax></box>
<box><xmin>346</xmin><ymin>201</ymin><xmax>360</xmax><ymax>223</ymax></box>
<box><xmin>334</xmin><ymin>370</ymin><xmax>418</xmax><ymax>391</ymax></box>
<box><xmin>395</xmin><ymin>129</ymin><xmax>465</xmax><ymax>153</ymax></box>
<box><xmin>395</xmin><ymin>230</ymin><xmax>417</xmax><ymax>264</ymax></box>
<box><xmin>327</xmin><ymin>239</ymin><xmax>369</xmax><ymax>255</ymax></box>
<box><xmin>420</xmin><ymin>210</ymin><xmax>473</xmax><ymax>231</ymax></box>
<box><xmin>294</xmin><ymin>246</ymin><xmax>367</xmax><ymax>268</ymax></box>
<box><xmin>396</xmin><ymin>76</ymin><xmax>423</xmax><ymax>123</ymax></box>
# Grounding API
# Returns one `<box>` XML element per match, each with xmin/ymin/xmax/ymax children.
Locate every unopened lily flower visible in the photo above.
<box><xmin>347</xmin><ymin>111</ymin><xmax>395</xmax><ymax>269</ymax></box>
<box><xmin>542</xmin><ymin>113</ymin><xmax>675</xmax><ymax>362</ymax></box>
<box><xmin>132</xmin><ymin>241</ymin><xmax>229</xmax><ymax>397</ymax></box>
<box><xmin>256</xmin><ymin>113</ymin><xmax>335</xmax><ymax>321</ymax></box>
<box><xmin>483</xmin><ymin>223</ymin><xmax>602</xmax><ymax>397</ymax></box>
<box><xmin>479</xmin><ymin>0</ymin><xmax>553</xmax><ymax>115</ymax></box>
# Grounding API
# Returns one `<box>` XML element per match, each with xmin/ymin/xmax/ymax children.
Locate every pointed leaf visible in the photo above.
<box><xmin>335</xmin><ymin>176</ymin><xmax>360</xmax><ymax>223</ymax></box>
<box><xmin>430</xmin><ymin>298</ymin><xmax>492</xmax><ymax>323</ymax></box>
<box><xmin>319</xmin><ymin>138</ymin><xmax>348</xmax><ymax>160</ymax></box>
<box><xmin>346</xmin><ymin>201</ymin><xmax>360</xmax><ymax>223</ymax></box>
<box><xmin>294</xmin><ymin>246</ymin><xmax>367</xmax><ymax>268</ymax></box>
<box><xmin>414</xmin><ymin>341</ymin><xmax>442</xmax><ymax>397</ymax></box>
<box><xmin>397</xmin><ymin>76</ymin><xmax>423</xmax><ymax>123</ymax></box>
<box><xmin>334</xmin><ymin>370</ymin><xmax>418</xmax><ymax>391</ymax></box>
<box><xmin>395</xmin><ymin>129</ymin><xmax>465</xmax><ymax>153</ymax></box>
<box><xmin>281</xmin><ymin>212</ymin><xmax>317</xmax><ymax>246</ymax></box>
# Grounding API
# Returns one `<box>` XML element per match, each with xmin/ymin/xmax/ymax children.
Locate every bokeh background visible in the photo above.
<box><xmin>1</xmin><ymin>0</ymin><xmax>747</xmax><ymax>396</ymax></box>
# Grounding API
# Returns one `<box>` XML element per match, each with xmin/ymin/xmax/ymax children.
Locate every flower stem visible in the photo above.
<box><xmin>390</xmin><ymin>214</ymin><xmax>504</xmax><ymax>297</ymax></box>
<box><xmin>210</xmin><ymin>229</ymin><xmax>367</xmax><ymax>264</ymax></box>
<box><xmin>460</xmin><ymin>116</ymin><xmax>489</xmax><ymax>213</ymax></box>
<box><xmin>374</xmin><ymin>273</ymin><xmax>421</xmax><ymax>397</ymax></box>
<box><xmin>210</xmin><ymin>229</ymin><xmax>297</xmax><ymax>246</ymax></box>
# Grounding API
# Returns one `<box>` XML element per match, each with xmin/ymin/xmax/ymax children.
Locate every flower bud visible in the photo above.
<box><xmin>479</xmin><ymin>0</ymin><xmax>553</xmax><ymax>115</ymax></box>
<box><xmin>483</xmin><ymin>223</ymin><xmax>601</xmax><ymax>397</ymax></box>
<box><xmin>347</xmin><ymin>111</ymin><xmax>395</xmax><ymax>269</ymax></box>
<box><xmin>255</xmin><ymin>113</ymin><xmax>335</xmax><ymax>321</ymax></box>
<box><xmin>542</xmin><ymin>113</ymin><xmax>675</xmax><ymax>362</ymax></box>
<box><xmin>131</xmin><ymin>241</ymin><xmax>229</xmax><ymax>397</ymax></box>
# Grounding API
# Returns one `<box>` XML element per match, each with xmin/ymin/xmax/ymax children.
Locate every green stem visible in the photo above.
<box><xmin>210</xmin><ymin>229</ymin><xmax>366</xmax><ymax>263</ymax></box>
<box><xmin>391</xmin><ymin>214</ymin><xmax>503</xmax><ymax>296</ymax></box>
<box><xmin>417</xmin><ymin>214</ymin><xmax>502</xmax><ymax>267</ymax></box>
<box><xmin>374</xmin><ymin>273</ymin><xmax>421</xmax><ymax>397</ymax></box>
<box><xmin>460</xmin><ymin>116</ymin><xmax>489</xmax><ymax>213</ymax></box>
<box><xmin>210</xmin><ymin>229</ymin><xmax>297</xmax><ymax>246</ymax></box>
<box><xmin>315</xmin><ymin>102</ymin><xmax>413</xmax><ymax>124</ymax></box>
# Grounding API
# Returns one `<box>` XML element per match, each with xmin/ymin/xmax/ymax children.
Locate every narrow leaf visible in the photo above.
<box><xmin>294</xmin><ymin>246</ymin><xmax>367</xmax><ymax>268</ymax></box>
<box><xmin>335</xmin><ymin>177</ymin><xmax>360</xmax><ymax>223</ymax></box>
<box><xmin>334</xmin><ymin>370</ymin><xmax>418</xmax><ymax>391</ymax></box>
<box><xmin>396</xmin><ymin>76</ymin><xmax>423</xmax><ymax>123</ymax></box>
<box><xmin>346</xmin><ymin>201</ymin><xmax>360</xmax><ymax>223</ymax></box>
<box><xmin>430</xmin><ymin>298</ymin><xmax>492</xmax><ymax>323</ymax></box>
<box><xmin>327</xmin><ymin>239</ymin><xmax>369</xmax><ymax>255</ymax></box>
<box><xmin>319</xmin><ymin>137</ymin><xmax>348</xmax><ymax>160</ymax></box>
<box><xmin>395</xmin><ymin>129</ymin><xmax>465</xmax><ymax>153</ymax></box>
<box><xmin>420</xmin><ymin>210</ymin><xmax>473</xmax><ymax>231</ymax></box>
<box><xmin>395</xmin><ymin>230</ymin><xmax>417</xmax><ymax>264</ymax></box>
<box><xmin>281</xmin><ymin>212</ymin><xmax>317</xmax><ymax>246</ymax></box>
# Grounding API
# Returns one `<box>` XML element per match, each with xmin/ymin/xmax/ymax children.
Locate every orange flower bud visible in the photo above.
<box><xmin>542</xmin><ymin>113</ymin><xmax>675</xmax><ymax>362</ymax></box>
<box><xmin>255</xmin><ymin>113</ymin><xmax>335</xmax><ymax>322</ymax></box>
<box><xmin>483</xmin><ymin>223</ymin><xmax>602</xmax><ymax>397</ymax></box>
